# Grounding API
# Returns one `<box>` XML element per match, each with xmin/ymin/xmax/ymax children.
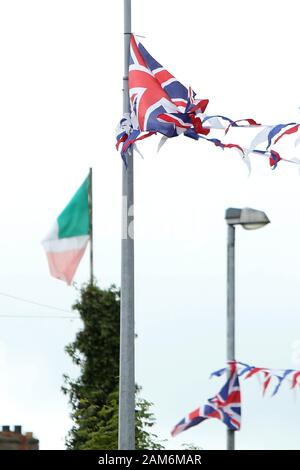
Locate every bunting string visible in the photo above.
<box><xmin>211</xmin><ymin>361</ymin><xmax>300</xmax><ymax>397</ymax></box>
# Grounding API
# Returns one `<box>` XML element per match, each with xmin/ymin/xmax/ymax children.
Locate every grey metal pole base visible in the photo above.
<box><xmin>227</xmin><ymin>429</ymin><xmax>235</xmax><ymax>451</ymax></box>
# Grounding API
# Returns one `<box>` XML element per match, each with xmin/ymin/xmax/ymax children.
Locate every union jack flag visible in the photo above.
<box><xmin>171</xmin><ymin>361</ymin><xmax>241</xmax><ymax>437</ymax></box>
<box><xmin>116</xmin><ymin>37</ymin><xmax>300</xmax><ymax>171</ymax></box>
<box><xmin>116</xmin><ymin>35</ymin><xmax>209</xmax><ymax>161</ymax></box>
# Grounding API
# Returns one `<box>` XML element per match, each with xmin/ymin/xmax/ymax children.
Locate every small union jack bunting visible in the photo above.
<box><xmin>171</xmin><ymin>361</ymin><xmax>241</xmax><ymax>437</ymax></box>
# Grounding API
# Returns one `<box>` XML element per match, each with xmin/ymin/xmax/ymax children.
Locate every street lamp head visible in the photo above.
<box><xmin>225</xmin><ymin>207</ymin><xmax>270</xmax><ymax>230</ymax></box>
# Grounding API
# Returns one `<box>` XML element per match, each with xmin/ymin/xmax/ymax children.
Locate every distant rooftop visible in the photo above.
<box><xmin>0</xmin><ymin>425</ymin><xmax>39</xmax><ymax>451</ymax></box>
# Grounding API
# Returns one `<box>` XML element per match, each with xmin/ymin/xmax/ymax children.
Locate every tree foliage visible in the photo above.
<box><xmin>63</xmin><ymin>282</ymin><xmax>164</xmax><ymax>450</ymax></box>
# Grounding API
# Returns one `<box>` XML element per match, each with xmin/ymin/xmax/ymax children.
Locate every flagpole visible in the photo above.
<box><xmin>119</xmin><ymin>0</ymin><xmax>135</xmax><ymax>450</ymax></box>
<box><xmin>88</xmin><ymin>167</ymin><xmax>94</xmax><ymax>285</ymax></box>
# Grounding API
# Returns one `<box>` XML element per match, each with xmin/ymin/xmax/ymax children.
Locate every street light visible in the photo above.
<box><xmin>225</xmin><ymin>207</ymin><xmax>270</xmax><ymax>451</ymax></box>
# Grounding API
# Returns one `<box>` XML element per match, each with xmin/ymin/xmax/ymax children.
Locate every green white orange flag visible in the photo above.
<box><xmin>42</xmin><ymin>176</ymin><xmax>90</xmax><ymax>285</ymax></box>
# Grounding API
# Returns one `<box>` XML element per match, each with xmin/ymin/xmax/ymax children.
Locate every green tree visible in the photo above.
<box><xmin>79</xmin><ymin>387</ymin><xmax>164</xmax><ymax>450</ymax></box>
<box><xmin>63</xmin><ymin>282</ymin><xmax>164</xmax><ymax>450</ymax></box>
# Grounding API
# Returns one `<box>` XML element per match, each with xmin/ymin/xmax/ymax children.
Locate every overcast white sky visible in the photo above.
<box><xmin>1</xmin><ymin>0</ymin><xmax>300</xmax><ymax>450</ymax></box>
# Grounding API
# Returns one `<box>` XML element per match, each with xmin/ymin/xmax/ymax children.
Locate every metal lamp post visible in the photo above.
<box><xmin>225</xmin><ymin>207</ymin><xmax>270</xmax><ymax>450</ymax></box>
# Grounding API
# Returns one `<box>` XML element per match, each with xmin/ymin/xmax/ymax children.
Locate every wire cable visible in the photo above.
<box><xmin>0</xmin><ymin>291</ymin><xmax>73</xmax><ymax>314</ymax></box>
<box><xmin>0</xmin><ymin>314</ymin><xmax>79</xmax><ymax>319</ymax></box>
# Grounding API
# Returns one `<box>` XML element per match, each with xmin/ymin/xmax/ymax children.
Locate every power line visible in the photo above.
<box><xmin>0</xmin><ymin>314</ymin><xmax>80</xmax><ymax>319</ymax></box>
<box><xmin>0</xmin><ymin>291</ymin><xmax>73</xmax><ymax>314</ymax></box>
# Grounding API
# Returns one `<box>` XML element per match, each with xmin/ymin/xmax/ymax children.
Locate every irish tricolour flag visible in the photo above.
<box><xmin>42</xmin><ymin>176</ymin><xmax>90</xmax><ymax>285</ymax></box>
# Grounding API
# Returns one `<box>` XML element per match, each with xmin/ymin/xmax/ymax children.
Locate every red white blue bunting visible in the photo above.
<box><xmin>211</xmin><ymin>361</ymin><xmax>300</xmax><ymax>396</ymax></box>
<box><xmin>116</xmin><ymin>35</ymin><xmax>300</xmax><ymax>171</ymax></box>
